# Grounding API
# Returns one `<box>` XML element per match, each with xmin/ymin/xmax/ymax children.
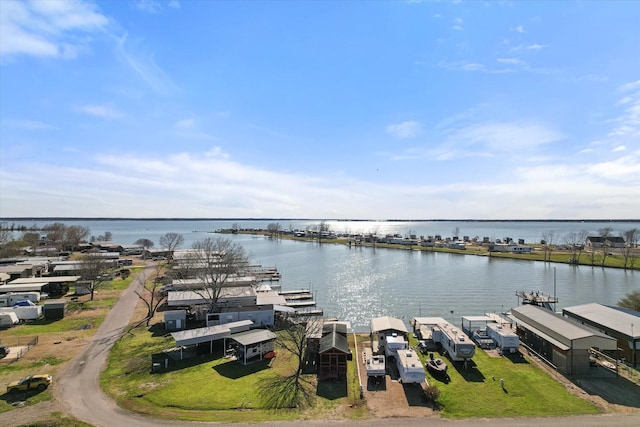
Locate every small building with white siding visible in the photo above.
<box><xmin>510</xmin><ymin>305</ymin><xmax>617</xmax><ymax>375</ymax></box>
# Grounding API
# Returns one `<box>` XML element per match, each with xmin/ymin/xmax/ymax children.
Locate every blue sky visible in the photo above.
<box><xmin>1</xmin><ymin>0</ymin><xmax>639</xmax><ymax>219</ymax></box>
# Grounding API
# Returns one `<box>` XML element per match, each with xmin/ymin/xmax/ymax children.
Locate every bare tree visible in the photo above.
<box><xmin>597</xmin><ymin>228</ymin><xmax>614</xmax><ymax>267</ymax></box>
<box><xmin>0</xmin><ymin>222</ymin><xmax>12</xmax><ymax>246</ymax></box>
<box><xmin>63</xmin><ymin>225</ymin><xmax>90</xmax><ymax>251</ymax></box>
<box><xmin>541</xmin><ymin>230</ymin><xmax>555</xmax><ymax>262</ymax></box>
<box><xmin>267</xmin><ymin>222</ymin><xmax>282</xmax><ymax>238</ymax></box>
<box><xmin>622</xmin><ymin>228</ymin><xmax>638</xmax><ymax>269</ymax></box>
<box><xmin>43</xmin><ymin>222</ymin><xmax>66</xmax><ymax>247</ymax></box>
<box><xmin>159</xmin><ymin>232</ymin><xmax>184</xmax><ymax>258</ymax></box>
<box><xmin>135</xmin><ymin>268</ymin><xmax>166</xmax><ymax>326</ymax></box>
<box><xmin>186</xmin><ymin>237</ymin><xmax>249</xmax><ymax>312</ymax></box>
<box><xmin>317</xmin><ymin>221</ymin><xmax>330</xmax><ymax>244</ymax></box>
<box><xmin>78</xmin><ymin>255</ymin><xmax>111</xmax><ymax>300</ymax></box>
<box><xmin>260</xmin><ymin>316</ymin><xmax>322</xmax><ymax>409</ymax></box>
<box><xmin>135</xmin><ymin>238</ymin><xmax>154</xmax><ymax>259</ymax></box>
<box><xmin>21</xmin><ymin>231</ymin><xmax>41</xmax><ymax>248</ymax></box>
<box><xmin>564</xmin><ymin>230</ymin><xmax>588</xmax><ymax>265</ymax></box>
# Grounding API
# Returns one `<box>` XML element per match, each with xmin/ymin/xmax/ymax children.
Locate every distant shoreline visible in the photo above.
<box><xmin>2</xmin><ymin>217</ymin><xmax>638</xmax><ymax>223</ymax></box>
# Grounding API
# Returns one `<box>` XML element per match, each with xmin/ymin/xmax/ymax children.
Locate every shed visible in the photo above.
<box><xmin>510</xmin><ymin>305</ymin><xmax>617</xmax><ymax>375</ymax></box>
<box><xmin>164</xmin><ymin>310</ymin><xmax>187</xmax><ymax>331</ymax></box>
<box><xmin>318</xmin><ymin>323</ymin><xmax>350</xmax><ymax>379</ymax></box>
<box><xmin>43</xmin><ymin>299</ymin><xmax>68</xmax><ymax>320</ymax></box>
<box><xmin>229</xmin><ymin>329</ymin><xmax>277</xmax><ymax>365</ymax></box>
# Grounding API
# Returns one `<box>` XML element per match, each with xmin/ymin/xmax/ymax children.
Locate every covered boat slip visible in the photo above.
<box><xmin>510</xmin><ymin>305</ymin><xmax>617</xmax><ymax>375</ymax></box>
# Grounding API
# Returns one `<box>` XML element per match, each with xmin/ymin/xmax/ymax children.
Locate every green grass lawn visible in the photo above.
<box><xmin>101</xmin><ymin>324</ymin><xmax>365</xmax><ymax>423</ymax></box>
<box><xmin>423</xmin><ymin>349</ymin><xmax>601</xmax><ymax>418</ymax></box>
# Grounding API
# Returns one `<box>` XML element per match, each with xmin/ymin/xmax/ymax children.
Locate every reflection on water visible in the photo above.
<box><xmin>13</xmin><ymin>219</ymin><xmax>637</xmax><ymax>332</ymax></box>
<box><xmin>241</xmin><ymin>237</ymin><xmax>638</xmax><ymax>332</ymax></box>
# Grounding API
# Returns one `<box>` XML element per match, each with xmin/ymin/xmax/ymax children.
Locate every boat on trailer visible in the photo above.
<box><xmin>425</xmin><ymin>354</ymin><xmax>448</xmax><ymax>375</ymax></box>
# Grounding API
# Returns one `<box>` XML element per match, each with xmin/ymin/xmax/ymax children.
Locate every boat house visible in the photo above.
<box><xmin>562</xmin><ymin>303</ymin><xmax>639</xmax><ymax>368</ymax></box>
<box><xmin>510</xmin><ymin>305</ymin><xmax>617</xmax><ymax>375</ymax></box>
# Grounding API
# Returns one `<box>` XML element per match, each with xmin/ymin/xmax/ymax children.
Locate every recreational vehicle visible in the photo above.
<box><xmin>485</xmin><ymin>322</ymin><xmax>519</xmax><ymax>353</ymax></box>
<box><xmin>396</xmin><ymin>349</ymin><xmax>426</xmax><ymax>383</ymax></box>
<box><xmin>438</xmin><ymin>322</ymin><xmax>476</xmax><ymax>362</ymax></box>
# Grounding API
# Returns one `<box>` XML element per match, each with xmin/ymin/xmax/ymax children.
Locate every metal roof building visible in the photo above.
<box><xmin>510</xmin><ymin>305</ymin><xmax>617</xmax><ymax>375</ymax></box>
<box><xmin>563</xmin><ymin>303</ymin><xmax>639</xmax><ymax>367</ymax></box>
<box><xmin>370</xmin><ymin>316</ymin><xmax>408</xmax><ymax>334</ymax></box>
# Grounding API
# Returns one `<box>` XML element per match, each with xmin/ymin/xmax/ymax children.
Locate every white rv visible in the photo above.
<box><xmin>396</xmin><ymin>349</ymin><xmax>426</xmax><ymax>384</ymax></box>
<box><xmin>485</xmin><ymin>322</ymin><xmax>519</xmax><ymax>353</ymax></box>
<box><xmin>438</xmin><ymin>322</ymin><xmax>476</xmax><ymax>362</ymax></box>
<box><xmin>0</xmin><ymin>292</ymin><xmax>41</xmax><ymax>307</ymax></box>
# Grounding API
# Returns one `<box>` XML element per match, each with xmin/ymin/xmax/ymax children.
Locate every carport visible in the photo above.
<box><xmin>228</xmin><ymin>329</ymin><xmax>277</xmax><ymax>365</ymax></box>
<box><xmin>170</xmin><ymin>320</ymin><xmax>253</xmax><ymax>359</ymax></box>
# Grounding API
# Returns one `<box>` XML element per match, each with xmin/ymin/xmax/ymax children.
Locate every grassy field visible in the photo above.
<box><xmin>99</xmin><ymin>320</ymin><xmax>602</xmax><ymax>422</ymax></box>
<box><xmin>101</xmin><ymin>323</ymin><xmax>365</xmax><ymax>422</ymax></box>
<box><xmin>408</xmin><ymin>335</ymin><xmax>601</xmax><ymax>418</ymax></box>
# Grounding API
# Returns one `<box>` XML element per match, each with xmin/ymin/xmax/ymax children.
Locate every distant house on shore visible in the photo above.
<box><xmin>586</xmin><ymin>236</ymin><xmax>625</xmax><ymax>248</ymax></box>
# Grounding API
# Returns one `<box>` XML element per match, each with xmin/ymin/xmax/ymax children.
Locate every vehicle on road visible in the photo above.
<box><xmin>7</xmin><ymin>374</ymin><xmax>52</xmax><ymax>393</ymax></box>
<box><xmin>0</xmin><ymin>345</ymin><xmax>9</xmax><ymax>358</ymax></box>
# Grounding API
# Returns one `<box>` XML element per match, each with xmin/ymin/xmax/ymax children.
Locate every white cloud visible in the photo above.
<box><xmin>76</xmin><ymin>104</ymin><xmax>123</xmax><ymax>119</ymax></box>
<box><xmin>451</xmin><ymin>122</ymin><xmax>564</xmax><ymax>152</ymax></box>
<box><xmin>2</xmin><ymin>118</ymin><xmax>56</xmax><ymax>130</ymax></box>
<box><xmin>135</xmin><ymin>0</ymin><xmax>162</xmax><ymax>14</ymax></box>
<box><xmin>176</xmin><ymin>118</ymin><xmax>195</xmax><ymax>129</ymax></box>
<box><xmin>511</xmin><ymin>25</ymin><xmax>525</xmax><ymax>33</ymax></box>
<box><xmin>0</xmin><ymin>0</ymin><xmax>108</xmax><ymax>59</ymax></box>
<box><xmin>526</xmin><ymin>44</ymin><xmax>548</xmax><ymax>50</ymax></box>
<box><xmin>114</xmin><ymin>33</ymin><xmax>178</xmax><ymax>96</ymax></box>
<box><xmin>168</xmin><ymin>0</ymin><xmax>181</xmax><ymax>9</ymax></box>
<box><xmin>612</xmin><ymin>145</ymin><xmax>626</xmax><ymax>152</ymax></box>
<box><xmin>2</xmin><ymin>147</ymin><xmax>639</xmax><ymax>219</ymax></box>
<box><xmin>497</xmin><ymin>58</ymin><xmax>525</xmax><ymax>65</ymax></box>
<box><xmin>386</xmin><ymin>120</ymin><xmax>423</xmax><ymax>139</ymax></box>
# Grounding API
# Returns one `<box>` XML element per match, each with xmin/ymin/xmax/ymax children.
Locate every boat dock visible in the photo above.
<box><xmin>516</xmin><ymin>290</ymin><xmax>558</xmax><ymax>310</ymax></box>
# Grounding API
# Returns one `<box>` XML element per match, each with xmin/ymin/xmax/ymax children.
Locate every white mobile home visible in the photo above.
<box><xmin>396</xmin><ymin>349</ymin><xmax>425</xmax><ymax>384</ymax></box>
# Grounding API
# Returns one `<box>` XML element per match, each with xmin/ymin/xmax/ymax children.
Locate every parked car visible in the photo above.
<box><xmin>0</xmin><ymin>345</ymin><xmax>9</xmax><ymax>358</ymax></box>
<box><xmin>7</xmin><ymin>374</ymin><xmax>52</xmax><ymax>393</ymax></box>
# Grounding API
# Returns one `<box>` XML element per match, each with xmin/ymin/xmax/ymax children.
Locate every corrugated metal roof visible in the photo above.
<box><xmin>511</xmin><ymin>305</ymin><xmax>616</xmax><ymax>350</ymax></box>
<box><xmin>370</xmin><ymin>316</ymin><xmax>408</xmax><ymax>333</ymax></box>
<box><xmin>230</xmin><ymin>329</ymin><xmax>276</xmax><ymax>346</ymax></box>
<box><xmin>511</xmin><ymin>305</ymin><xmax>597</xmax><ymax>341</ymax></box>
<box><xmin>563</xmin><ymin>303</ymin><xmax>640</xmax><ymax>338</ymax></box>
<box><xmin>171</xmin><ymin>320</ymin><xmax>252</xmax><ymax>346</ymax></box>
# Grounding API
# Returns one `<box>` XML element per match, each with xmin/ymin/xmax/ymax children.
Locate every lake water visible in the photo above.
<box><xmin>7</xmin><ymin>219</ymin><xmax>639</xmax><ymax>332</ymax></box>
